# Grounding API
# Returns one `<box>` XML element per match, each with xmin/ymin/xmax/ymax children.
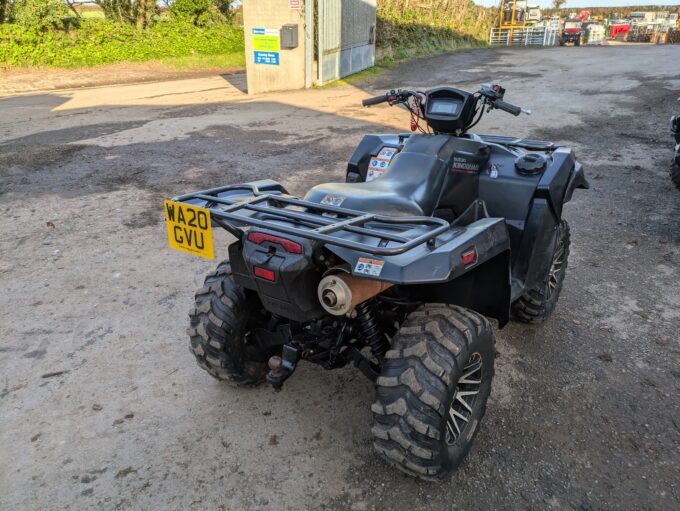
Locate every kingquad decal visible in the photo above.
<box><xmin>451</xmin><ymin>156</ymin><xmax>480</xmax><ymax>173</ymax></box>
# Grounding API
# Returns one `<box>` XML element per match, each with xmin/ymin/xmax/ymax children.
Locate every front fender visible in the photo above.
<box><xmin>564</xmin><ymin>160</ymin><xmax>589</xmax><ymax>204</ymax></box>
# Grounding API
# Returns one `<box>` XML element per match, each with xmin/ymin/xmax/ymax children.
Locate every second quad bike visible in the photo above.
<box><xmin>164</xmin><ymin>83</ymin><xmax>588</xmax><ymax>480</ymax></box>
<box><xmin>670</xmin><ymin>106</ymin><xmax>680</xmax><ymax>190</ymax></box>
<box><xmin>560</xmin><ymin>19</ymin><xmax>583</xmax><ymax>46</ymax></box>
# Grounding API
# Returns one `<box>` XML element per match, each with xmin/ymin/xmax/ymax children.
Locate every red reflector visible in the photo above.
<box><xmin>253</xmin><ymin>266</ymin><xmax>276</xmax><ymax>282</ymax></box>
<box><xmin>247</xmin><ymin>232</ymin><xmax>302</xmax><ymax>254</ymax></box>
<box><xmin>461</xmin><ymin>248</ymin><xmax>477</xmax><ymax>266</ymax></box>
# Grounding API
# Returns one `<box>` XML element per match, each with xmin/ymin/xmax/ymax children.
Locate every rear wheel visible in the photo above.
<box><xmin>187</xmin><ymin>261</ymin><xmax>268</xmax><ymax>386</ymax></box>
<box><xmin>670</xmin><ymin>161</ymin><xmax>680</xmax><ymax>190</ymax></box>
<box><xmin>371</xmin><ymin>304</ymin><xmax>495</xmax><ymax>480</ymax></box>
<box><xmin>512</xmin><ymin>220</ymin><xmax>570</xmax><ymax>323</ymax></box>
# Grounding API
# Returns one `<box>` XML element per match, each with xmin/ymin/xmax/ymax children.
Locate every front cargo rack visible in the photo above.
<box><xmin>171</xmin><ymin>182</ymin><xmax>452</xmax><ymax>256</ymax></box>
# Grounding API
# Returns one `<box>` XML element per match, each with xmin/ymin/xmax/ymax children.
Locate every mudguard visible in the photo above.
<box><xmin>326</xmin><ymin>218</ymin><xmax>509</xmax><ymax>284</ymax></box>
<box><xmin>536</xmin><ymin>148</ymin><xmax>589</xmax><ymax>217</ymax></box>
<box><xmin>326</xmin><ymin>217</ymin><xmax>512</xmax><ymax>325</ymax></box>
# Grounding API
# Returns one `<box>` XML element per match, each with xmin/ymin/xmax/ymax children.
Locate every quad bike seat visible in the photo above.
<box><xmin>305</xmin><ymin>135</ymin><xmax>484</xmax><ymax>216</ymax></box>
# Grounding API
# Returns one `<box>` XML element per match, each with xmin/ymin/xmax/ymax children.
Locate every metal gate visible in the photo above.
<box><xmin>317</xmin><ymin>0</ymin><xmax>376</xmax><ymax>85</ymax></box>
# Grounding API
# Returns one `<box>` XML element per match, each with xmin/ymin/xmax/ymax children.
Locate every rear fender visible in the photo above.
<box><xmin>326</xmin><ymin>218</ymin><xmax>510</xmax><ymax>284</ymax></box>
<box><xmin>326</xmin><ymin>218</ymin><xmax>512</xmax><ymax>325</ymax></box>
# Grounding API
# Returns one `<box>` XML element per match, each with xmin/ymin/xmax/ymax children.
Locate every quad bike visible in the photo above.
<box><xmin>164</xmin><ymin>83</ymin><xmax>588</xmax><ymax>480</ymax></box>
<box><xmin>559</xmin><ymin>19</ymin><xmax>583</xmax><ymax>46</ymax></box>
<box><xmin>670</xmin><ymin>106</ymin><xmax>680</xmax><ymax>190</ymax></box>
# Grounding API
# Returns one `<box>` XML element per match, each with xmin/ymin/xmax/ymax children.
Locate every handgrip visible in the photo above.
<box><xmin>494</xmin><ymin>99</ymin><xmax>522</xmax><ymax>116</ymax></box>
<box><xmin>362</xmin><ymin>94</ymin><xmax>389</xmax><ymax>107</ymax></box>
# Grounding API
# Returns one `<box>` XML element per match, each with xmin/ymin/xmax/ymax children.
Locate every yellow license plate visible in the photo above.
<box><xmin>164</xmin><ymin>200</ymin><xmax>214</xmax><ymax>260</ymax></box>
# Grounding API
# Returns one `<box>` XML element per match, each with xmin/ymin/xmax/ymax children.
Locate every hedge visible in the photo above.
<box><xmin>0</xmin><ymin>19</ymin><xmax>245</xmax><ymax>68</ymax></box>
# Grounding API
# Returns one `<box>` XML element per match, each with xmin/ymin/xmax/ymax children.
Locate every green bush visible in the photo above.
<box><xmin>170</xmin><ymin>0</ymin><xmax>212</xmax><ymax>19</ymax></box>
<box><xmin>0</xmin><ymin>19</ymin><xmax>245</xmax><ymax>68</ymax></box>
<box><xmin>11</xmin><ymin>0</ymin><xmax>71</xmax><ymax>31</ymax></box>
<box><xmin>170</xmin><ymin>0</ymin><xmax>230</xmax><ymax>27</ymax></box>
<box><xmin>376</xmin><ymin>0</ymin><xmax>493</xmax><ymax>60</ymax></box>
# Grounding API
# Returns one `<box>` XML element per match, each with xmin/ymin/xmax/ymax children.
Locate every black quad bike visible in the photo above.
<box><xmin>670</xmin><ymin>107</ymin><xmax>680</xmax><ymax>190</ymax></box>
<box><xmin>165</xmin><ymin>83</ymin><xmax>588</xmax><ymax>480</ymax></box>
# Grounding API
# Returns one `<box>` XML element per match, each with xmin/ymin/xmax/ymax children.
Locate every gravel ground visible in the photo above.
<box><xmin>1</xmin><ymin>45</ymin><xmax>679</xmax><ymax>511</ymax></box>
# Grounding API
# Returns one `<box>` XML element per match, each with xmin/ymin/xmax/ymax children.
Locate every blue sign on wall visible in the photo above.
<box><xmin>254</xmin><ymin>51</ymin><xmax>280</xmax><ymax>65</ymax></box>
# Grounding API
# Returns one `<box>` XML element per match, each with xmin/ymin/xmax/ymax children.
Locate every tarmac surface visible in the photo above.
<box><xmin>1</xmin><ymin>45</ymin><xmax>679</xmax><ymax>510</ymax></box>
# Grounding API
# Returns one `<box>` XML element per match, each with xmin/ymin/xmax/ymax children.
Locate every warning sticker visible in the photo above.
<box><xmin>366</xmin><ymin>147</ymin><xmax>398</xmax><ymax>182</ymax></box>
<box><xmin>355</xmin><ymin>257</ymin><xmax>385</xmax><ymax>277</ymax></box>
<box><xmin>321</xmin><ymin>194</ymin><xmax>345</xmax><ymax>207</ymax></box>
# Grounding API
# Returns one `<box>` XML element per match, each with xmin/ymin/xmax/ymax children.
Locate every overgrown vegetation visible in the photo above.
<box><xmin>0</xmin><ymin>0</ymin><xmax>495</xmax><ymax>71</ymax></box>
<box><xmin>0</xmin><ymin>0</ymin><xmax>243</xmax><ymax>68</ymax></box>
<box><xmin>376</xmin><ymin>0</ymin><xmax>495</xmax><ymax>61</ymax></box>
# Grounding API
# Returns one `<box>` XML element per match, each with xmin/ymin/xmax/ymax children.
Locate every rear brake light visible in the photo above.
<box><xmin>253</xmin><ymin>266</ymin><xmax>276</xmax><ymax>282</ymax></box>
<box><xmin>461</xmin><ymin>248</ymin><xmax>477</xmax><ymax>266</ymax></box>
<box><xmin>247</xmin><ymin>232</ymin><xmax>302</xmax><ymax>254</ymax></box>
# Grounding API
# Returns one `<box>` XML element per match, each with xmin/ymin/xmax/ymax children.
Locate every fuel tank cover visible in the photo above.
<box><xmin>515</xmin><ymin>153</ymin><xmax>548</xmax><ymax>175</ymax></box>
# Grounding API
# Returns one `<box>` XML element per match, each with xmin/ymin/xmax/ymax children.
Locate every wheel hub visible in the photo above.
<box><xmin>545</xmin><ymin>227</ymin><xmax>566</xmax><ymax>299</ymax></box>
<box><xmin>446</xmin><ymin>352</ymin><xmax>483</xmax><ymax>445</ymax></box>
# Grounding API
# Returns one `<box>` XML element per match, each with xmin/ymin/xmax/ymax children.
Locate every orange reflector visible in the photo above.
<box><xmin>461</xmin><ymin>248</ymin><xmax>477</xmax><ymax>266</ymax></box>
<box><xmin>253</xmin><ymin>266</ymin><xmax>276</xmax><ymax>282</ymax></box>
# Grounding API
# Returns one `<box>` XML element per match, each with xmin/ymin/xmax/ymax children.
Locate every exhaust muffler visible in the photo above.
<box><xmin>318</xmin><ymin>272</ymin><xmax>393</xmax><ymax>316</ymax></box>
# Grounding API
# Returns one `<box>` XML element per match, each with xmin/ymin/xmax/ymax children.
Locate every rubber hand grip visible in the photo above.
<box><xmin>494</xmin><ymin>99</ymin><xmax>522</xmax><ymax>116</ymax></box>
<box><xmin>362</xmin><ymin>94</ymin><xmax>389</xmax><ymax>107</ymax></box>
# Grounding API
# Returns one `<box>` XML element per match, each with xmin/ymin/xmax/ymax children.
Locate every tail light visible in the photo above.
<box><xmin>247</xmin><ymin>232</ymin><xmax>302</xmax><ymax>254</ymax></box>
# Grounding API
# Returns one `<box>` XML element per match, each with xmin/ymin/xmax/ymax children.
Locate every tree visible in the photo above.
<box><xmin>95</xmin><ymin>0</ymin><xmax>133</xmax><ymax>23</ymax></box>
<box><xmin>0</xmin><ymin>0</ymin><xmax>12</xmax><ymax>23</ymax></box>
<box><xmin>94</xmin><ymin>0</ymin><xmax>157</xmax><ymax>28</ymax></box>
<box><xmin>552</xmin><ymin>0</ymin><xmax>566</xmax><ymax>10</ymax></box>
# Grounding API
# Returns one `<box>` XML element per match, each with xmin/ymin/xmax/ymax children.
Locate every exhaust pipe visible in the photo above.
<box><xmin>318</xmin><ymin>273</ymin><xmax>393</xmax><ymax>316</ymax></box>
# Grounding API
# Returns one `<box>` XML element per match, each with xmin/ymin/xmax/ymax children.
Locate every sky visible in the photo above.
<box><xmin>474</xmin><ymin>0</ymin><xmax>678</xmax><ymax>7</ymax></box>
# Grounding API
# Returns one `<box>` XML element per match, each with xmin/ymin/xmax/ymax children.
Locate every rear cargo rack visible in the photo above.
<box><xmin>171</xmin><ymin>183</ymin><xmax>451</xmax><ymax>256</ymax></box>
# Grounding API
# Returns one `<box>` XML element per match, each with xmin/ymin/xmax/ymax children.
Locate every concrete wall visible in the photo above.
<box><xmin>243</xmin><ymin>0</ymin><xmax>309</xmax><ymax>94</ymax></box>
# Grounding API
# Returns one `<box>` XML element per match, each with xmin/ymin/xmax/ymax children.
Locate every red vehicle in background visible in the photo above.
<box><xmin>560</xmin><ymin>18</ymin><xmax>583</xmax><ymax>45</ymax></box>
<box><xmin>609</xmin><ymin>23</ymin><xmax>630</xmax><ymax>39</ymax></box>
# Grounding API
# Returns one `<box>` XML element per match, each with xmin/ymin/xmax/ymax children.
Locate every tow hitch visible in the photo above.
<box><xmin>266</xmin><ymin>344</ymin><xmax>299</xmax><ymax>391</ymax></box>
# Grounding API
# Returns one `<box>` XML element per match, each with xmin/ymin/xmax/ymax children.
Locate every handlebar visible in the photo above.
<box><xmin>362</xmin><ymin>94</ymin><xmax>390</xmax><ymax>107</ymax></box>
<box><xmin>493</xmin><ymin>99</ymin><xmax>522</xmax><ymax>117</ymax></box>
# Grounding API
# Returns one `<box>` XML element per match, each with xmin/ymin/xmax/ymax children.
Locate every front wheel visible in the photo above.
<box><xmin>670</xmin><ymin>160</ymin><xmax>680</xmax><ymax>190</ymax></box>
<box><xmin>371</xmin><ymin>305</ymin><xmax>495</xmax><ymax>480</ymax></box>
<box><xmin>512</xmin><ymin>219</ymin><xmax>570</xmax><ymax>323</ymax></box>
